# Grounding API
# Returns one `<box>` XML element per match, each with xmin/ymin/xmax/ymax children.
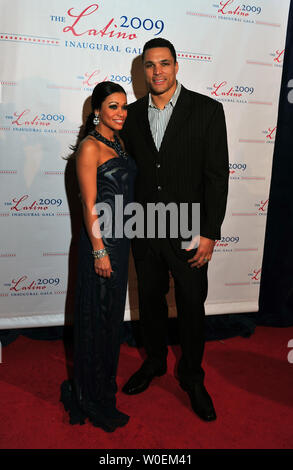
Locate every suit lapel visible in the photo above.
<box><xmin>136</xmin><ymin>86</ymin><xmax>192</xmax><ymax>156</ymax></box>
<box><xmin>159</xmin><ymin>86</ymin><xmax>192</xmax><ymax>155</ymax></box>
<box><xmin>137</xmin><ymin>95</ymin><xmax>158</xmax><ymax>156</ymax></box>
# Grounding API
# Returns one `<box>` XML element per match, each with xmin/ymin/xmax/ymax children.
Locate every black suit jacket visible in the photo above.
<box><xmin>121</xmin><ymin>85</ymin><xmax>229</xmax><ymax>258</ymax></box>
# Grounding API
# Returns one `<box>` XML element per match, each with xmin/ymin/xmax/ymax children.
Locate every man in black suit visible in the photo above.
<box><xmin>121</xmin><ymin>38</ymin><xmax>229</xmax><ymax>421</ymax></box>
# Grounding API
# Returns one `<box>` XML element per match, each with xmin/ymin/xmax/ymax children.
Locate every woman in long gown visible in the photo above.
<box><xmin>60</xmin><ymin>81</ymin><xmax>136</xmax><ymax>432</ymax></box>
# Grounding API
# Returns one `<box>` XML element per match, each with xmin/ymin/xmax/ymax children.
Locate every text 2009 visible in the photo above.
<box><xmin>229</xmin><ymin>163</ymin><xmax>247</xmax><ymax>171</ymax></box>
<box><xmin>37</xmin><ymin>278</ymin><xmax>60</xmax><ymax>286</ymax></box>
<box><xmin>220</xmin><ymin>236</ymin><xmax>240</xmax><ymax>243</ymax></box>
<box><xmin>242</xmin><ymin>5</ymin><xmax>262</xmax><ymax>14</ymax></box>
<box><xmin>110</xmin><ymin>75</ymin><xmax>132</xmax><ymax>85</ymax></box>
<box><xmin>234</xmin><ymin>86</ymin><xmax>254</xmax><ymax>95</ymax></box>
<box><xmin>120</xmin><ymin>16</ymin><xmax>164</xmax><ymax>35</ymax></box>
<box><xmin>40</xmin><ymin>113</ymin><xmax>64</xmax><ymax>123</ymax></box>
<box><xmin>39</xmin><ymin>198</ymin><xmax>63</xmax><ymax>206</ymax></box>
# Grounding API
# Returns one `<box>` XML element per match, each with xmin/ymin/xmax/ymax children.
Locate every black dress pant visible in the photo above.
<box><xmin>134</xmin><ymin>238</ymin><xmax>208</xmax><ymax>388</ymax></box>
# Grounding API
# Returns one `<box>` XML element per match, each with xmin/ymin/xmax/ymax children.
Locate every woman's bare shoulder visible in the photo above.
<box><xmin>79</xmin><ymin>134</ymin><xmax>100</xmax><ymax>150</ymax></box>
<box><xmin>77</xmin><ymin>135</ymin><xmax>101</xmax><ymax>162</ymax></box>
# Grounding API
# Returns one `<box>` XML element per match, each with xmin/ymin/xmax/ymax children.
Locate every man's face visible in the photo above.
<box><xmin>143</xmin><ymin>47</ymin><xmax>178</xmax><ymax>96</ymax></box>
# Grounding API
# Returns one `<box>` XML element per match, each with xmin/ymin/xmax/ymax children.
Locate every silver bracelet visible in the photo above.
<box><xmin>92</xmin><ymin>248</ymin><xmax>108</xmax><ymax>259</ymax></box>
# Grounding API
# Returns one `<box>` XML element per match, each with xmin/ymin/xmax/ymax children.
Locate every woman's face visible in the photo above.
<box><xmin>96</xmin><ymin>92</ymin><xmax>127</xmax><ymax>132</ymax></box>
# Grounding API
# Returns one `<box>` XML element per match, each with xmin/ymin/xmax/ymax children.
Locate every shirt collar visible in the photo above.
<box><xmin>148</xmin><ymin>81</ymin><xmax>181</xmax><ymax>109</ymax></box>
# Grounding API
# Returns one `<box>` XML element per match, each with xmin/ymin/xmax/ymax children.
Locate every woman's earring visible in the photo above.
<box><xmin>93</xmin><ymin>113</ymin><xmax>100</xmax><ymax>126</ymax></box>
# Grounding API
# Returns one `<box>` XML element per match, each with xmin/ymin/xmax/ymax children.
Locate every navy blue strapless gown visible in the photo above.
<box><xmin>61</xmin><ymin>131</ymin><xmax>136</xmax><ymax>432</ymax></box>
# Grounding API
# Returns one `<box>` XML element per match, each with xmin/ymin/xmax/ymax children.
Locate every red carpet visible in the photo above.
<box><xmin>0</xmin><ymin>326</ymin><xmax>293</xmax><ymax>449</ymax></box>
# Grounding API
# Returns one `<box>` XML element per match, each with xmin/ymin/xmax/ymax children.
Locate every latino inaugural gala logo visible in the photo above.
<box><xmin>255</xmin><ymin>198</ymin><xmax>268</xmax><ymax>215</ymax></box>
<box><xmin>208</xmin><ymin>81</ymin><xmax>254</xmax><ymax>103</ymax></box>
<box><xmin>249</xmin><ymin>268</ymin><xmax>261</xmax><ymax>283</ymax></box>
<box><xmin>6</xmin><ymin>276</ymin><xmax>61</xmax><ymax>296</ymax></box>
<box><xmin>187</xmin><ymin>0</ymin><xmax>266</xmax><ymax>26</ymax></box>
<box><xmin>263</xmin><ymin>126</ymin><xmax>276</xmax><ymax>143</ymax></box>
<box><xmin>229</xmin><ymin>163</ymin><xmax>247</xmax><ymax>179</ymax></box>
<box><xmin>273</xmin><ymin>49</ymin><xmax>284</xmax><ymax>66</ymax></box>
<box><xmin>215</xmin><ymin>236</ymin><xmax>258</xmax><ymax>254</ymax></box>
<box><xmin>61</xmin><ymin>4</ymin><xmax>164</xmax><ymax>40</ymax></box>
<box><xmin>5</xmin><ymin>109</ymin><xmax>65</xmax><ymax>134</ymax></box>
<box><xmin>80</xmin><ymin>69</ymin><xmax>132</xmax><ymax>90</ymax></box>
<box><xmin>217</xmin><ymin>1</ymin><xmax>262</xmax><ymax>18</ymax></box>
<box><xmin>5</xmin><ymin>195</ymin><xmax>63</xmax><ymax>217</ymax></box>
<box><xmin>214</xmin><ymin>236</ymin><xmax>240</xmax><ymax>253</ymax></box>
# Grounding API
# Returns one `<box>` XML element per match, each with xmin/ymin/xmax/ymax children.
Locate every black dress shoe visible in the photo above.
<box><xmin>122</xmin><ymin>362</ymin><xmax>166</xmax><ymax>395</ymax></box>
<box><xmin>181</xmin><ymin>382</ymin><xmax>217</xmax><ymax>422</ymax></box>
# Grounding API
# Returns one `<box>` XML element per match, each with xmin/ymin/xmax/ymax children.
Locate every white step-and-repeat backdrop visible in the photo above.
<box><xmin>0</xmin><ymin>0</ymin><xmax>290</xmax><ymax>328</ymax></box>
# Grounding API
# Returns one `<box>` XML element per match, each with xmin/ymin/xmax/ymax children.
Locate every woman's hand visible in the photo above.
<box><xmin>94</xmin><ymin>255</ymin><xmax>113</xmax><ymax>278</ymax></box>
